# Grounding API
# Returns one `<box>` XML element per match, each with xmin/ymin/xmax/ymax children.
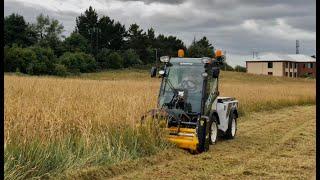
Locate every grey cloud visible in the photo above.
<box><xmin>111</xmin><ymin>0</ymin><xmax>185</xmax><ymax>4</ymax></box>
<box><xmin>4</xmin><ymin>1</ymin><xmax>79</xmax><ymax>36</ymax></box>
<box><xmin>284</xmin><ymin>16</ymin><xmax>316</xmax><ymax>32</ymax></box>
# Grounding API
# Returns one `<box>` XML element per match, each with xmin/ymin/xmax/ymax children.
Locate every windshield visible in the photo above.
<box><xmin>158</xmin><ymin>64</ymin><xmax>204</xmax><ymax>113</ymax></box>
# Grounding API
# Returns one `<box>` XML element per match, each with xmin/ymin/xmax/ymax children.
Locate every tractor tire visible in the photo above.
<box><xmin>224</xmin><ymin>112</ymin><xmax>237</xmax><ymax>139</ymax></box>
<box><xmin>209</xmin><ymin>118</ymin><xmax>218</xmax><ymax>145</ymax></box>
<box><xmin>196</xmin><ymin>118</ymin><xmax>210</xmax><ymax>153</ymax></box>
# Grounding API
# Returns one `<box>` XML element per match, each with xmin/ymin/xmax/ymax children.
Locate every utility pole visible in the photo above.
<box><xmin>224</xmin><ymin>50</ymin><xmax>227</xmax><ymax>71</ymax></box>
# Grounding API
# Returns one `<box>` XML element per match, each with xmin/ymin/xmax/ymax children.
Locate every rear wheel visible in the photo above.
<box><xmin>209</xmin><ymin>120</ymin><xmax>218</xmax><ymax>144</ymax></box>
<box><xmin>224</xmin><ymin>112</ymin><xmax>237</xmax><ymax>139</ymax></box>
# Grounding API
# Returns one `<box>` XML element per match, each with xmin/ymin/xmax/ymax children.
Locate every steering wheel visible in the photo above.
<box><xmin>181</xmin><ymin>79</ymin><xmax>196</xmax><ymax>92</ymax></box>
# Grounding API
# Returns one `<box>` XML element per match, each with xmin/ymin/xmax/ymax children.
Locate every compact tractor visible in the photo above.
<box><xmin>142</xmin><ymin>49</ymin><xmax>239</xmax><ymax>153</ymax></box>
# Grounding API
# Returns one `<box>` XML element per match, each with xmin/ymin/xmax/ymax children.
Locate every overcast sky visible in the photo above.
<box><xmin>4</xmin><ymin>0</ymin><xmax>316</xmax><ymax>66</ymax></box>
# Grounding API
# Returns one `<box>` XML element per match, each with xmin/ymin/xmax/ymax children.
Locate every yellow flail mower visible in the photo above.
<box><xmin>141</xmin><ymin>50</ymin><xmax>239</xmax><ymax>153</ymax></box>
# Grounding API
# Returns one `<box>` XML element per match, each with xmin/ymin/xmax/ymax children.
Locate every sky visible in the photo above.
<box><xmin>4</xmin><ymin>0</ymin><xmax>316</xmax><ymax>67</ymax></box>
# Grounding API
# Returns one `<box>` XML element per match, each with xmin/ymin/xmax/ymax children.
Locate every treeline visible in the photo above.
<box><xmin>4</xmin><ymin>6</ymin><xmax>244</xmax><ymax>76</ymax></box>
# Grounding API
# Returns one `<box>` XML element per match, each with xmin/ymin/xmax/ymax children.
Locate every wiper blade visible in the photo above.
<box><xmin>166</xmin><ymin>78</ymin><xmax>179</xmax><ymax>95</ymax></box>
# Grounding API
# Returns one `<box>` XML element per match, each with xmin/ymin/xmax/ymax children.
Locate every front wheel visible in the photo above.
<box><xmin>224</xmin><ymin>112</ymin><xmax>237</xmax><ymax>139</ymax></box>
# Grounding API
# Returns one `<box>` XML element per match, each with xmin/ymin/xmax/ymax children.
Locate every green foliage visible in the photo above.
<box><xmin>221</xmin><ymin>62</ymin><xmax>234</xmax><ymax>71</ymax></box>
<box><xmin>234</xmin><ymin>65</ymin><xmax>246</xmax><ymax>72</ymax></box>
<box><xmin>106</xmin><ymin>52</ymin><xmax>124</xmax><ymax>69</ymax></box>
<box><xmin>3</xmin><ymin>7</ymin><xmax>223</xmax><ymax>76</ymax></box>
<box><xmin>4</xmin><ymin>13</ymin><xmax>37</xmax><ymax>47</ymax></box>
<box><xmin>4</xmin><ymin>46</ymin><xmax>37</xmax><ymax>73</ymax></box>
<box><xmin>122</xmin><ymin>49</ymin><xmax>142</xmax><ymax>68</ymax></box>
<box><xmin>54</xmin><ymin>64</ymin><xmax>68</xmax><ymax>77</ymax></box>
<box><xmin>27</xmin><ymin>46</ymin><xmax>57</xmax><ymax>75</ymax></box>
<box><xmin>4</xmin><ymin>46</ymin><xmax>57</xmax><ymax>75</ymax></box>
<box><xmin>59</xmin><ymin>52</ymin><xmax>97</xmax><ymax>73</ymax></box>
<box><xmin>96</xmin><ymin>48</ymin><xmax>112</xmax><ymax>69</ymax></box>
<box><xmin>63</xmin><ymin>32</ymin><xmax>89</xmax><ymax>53</ymax></box>
<box><xmin>76</xmin><ymin>6</ymin><xmax>99</xmax><ymax>54</ymax></box>
<box><xmin>98</xmin><ymin>16</ymin><xmax>126</xmax><ymax>50</ymax></box>
<box><xmin>34</xmin><ymin>14</ymin><xmax>65</xmax><ymax>56</ymax></box>
<box><xmin>186</xmin><ymin>36</ymin><xmax>214</xmax><ymax>58</ymax></box>
<box><xmin>155</xmin><ymin>34</ymin><xmax>186</xmax><ymax>58</ymax></box>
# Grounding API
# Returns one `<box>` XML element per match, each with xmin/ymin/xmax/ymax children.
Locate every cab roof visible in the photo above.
<box><xmin>170</xmin><ymin>57</ymin><xmax>204</xmax><ymax>65</ymax></box>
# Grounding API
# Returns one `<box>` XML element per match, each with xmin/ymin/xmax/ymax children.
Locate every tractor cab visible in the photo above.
<box><xmin>145</xmin><ymin>49</ymin><xmax>238</xmax><ymax>153</ymax></box>
<box><xmin>156</xmin><ymin>58</ymin><xmax>218</xmax><ymax>124</ymax></box>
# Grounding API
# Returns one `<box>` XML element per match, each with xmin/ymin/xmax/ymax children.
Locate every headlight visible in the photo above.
<box><xmin>159</xmin><ymin>70</ymin><xmax>165</xmax><ymax>75</ymax></box>
<box><xmin>201</xmin><ymin>57</ymin><xmax>211</xmax><ymax>64</ymax></box>
<box><xmin>201</xmin><ymin>72</ymin><xmax>208</xmax><ymax>77</ymax></box>
<box><xmin>160</xmin><ymin>56</ymin><xmax>170</xmax><ymax>63</ymax></box>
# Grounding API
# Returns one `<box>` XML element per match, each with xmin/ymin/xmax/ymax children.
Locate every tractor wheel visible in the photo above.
<box><xmin>195</xmin><ymin>119</ymin><xmax>210</xmax><ymax>153</ymax></box>
<box><xmin>224</xmin><ymin>112</ymin><xmax>237</xmax><ymax>139</ymax></box>
<box><xmin>209</xmin><ymin>119</ymin><xmax>218</xmax><ymax>145</ymax></box>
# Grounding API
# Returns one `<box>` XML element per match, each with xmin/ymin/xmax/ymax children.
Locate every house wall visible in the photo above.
<box><xmin>246</xmin><ymin>61</ymin><xmax>284</xmax><ymax>76</ymax></box>
<box><xmin>284</xmin><ymin>62</ymin><xmax>298</xmax><ymax>77</ymax></box>
<box><xmin>297</xmin><ymin>62</ymin><xmax>316</xmax><ymax>77</ymax></box>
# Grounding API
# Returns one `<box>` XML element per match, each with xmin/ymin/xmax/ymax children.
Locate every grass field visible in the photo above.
<box><xmin>4</xmin><ymin>70</ymin><xmax>316</xmax><ymax>179</ymax></box>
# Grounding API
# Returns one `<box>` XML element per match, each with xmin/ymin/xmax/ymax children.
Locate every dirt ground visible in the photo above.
<box><xmin>68</xmin><ymin>105</ymin><xmax>315</xmax><ymax>180</ymax></box>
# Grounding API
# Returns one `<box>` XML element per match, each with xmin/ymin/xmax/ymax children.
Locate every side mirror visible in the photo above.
<box><xmin>150</xmin><ymin>67</ymin><xmax>157</xmax><ymax>77</ymax></box>
<box><xmin>212</xmin><ymin>67</ymin><xmax>220</xmax><ymax>78</ymax></box>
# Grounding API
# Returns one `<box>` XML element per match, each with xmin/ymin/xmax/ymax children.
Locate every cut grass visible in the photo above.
<box><xmin>4</xmin><ymin>70</ymin><xmax>316</xmax><ymax>179</ymax></box>
<box><xmin>108</xmin><ymin>105</ymin><xmax>316</xmax><ymax>180</ymax></box>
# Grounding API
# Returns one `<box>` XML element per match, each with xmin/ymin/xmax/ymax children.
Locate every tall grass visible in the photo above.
<box><xmin>4</xmin><ymin>71</ymin><xmax>316</xmax><ymax>179</ymax></box>
<box><xmin>4</xmin><ymin>76</ymin><xmax>168</xmax><ymax>179</ymax></box>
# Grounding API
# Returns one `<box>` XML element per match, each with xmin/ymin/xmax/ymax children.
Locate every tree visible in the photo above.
<box><xmin>154</xmin><ymin>34</ymin><xmax>186</xmax><ymax>58</ymax></box>
<box><xmin>63</xmin><ymin>32</ymin><xmax>89</xmax><ymax>53</ymax></box>
<box><xmin>126</xmin><ymin>24</ymin><xmax>150</xmax><ymax>64</ymax></box>
<box><xmin>34</xmin><ymin>14</ymin><xmax>65</xmax><ymax>56</ymax></box>
<box><xmin>76</xmin><ymin>6</ymin><xmax>99</xmax><ymax>54</ymax></box>
<box><xmin>98</xmin><ymin>16</ymin><xmax>126</xmax><ymax>50</ymax></box>
<box><xmin>186</xmin><ymin>36</ymin><xmax>214</xmax><ymax>58</ymax></box>
<box><xmin>4</xmin><ymin>13</ymin><xmax>37</xmax><ymax>47</ymax></box>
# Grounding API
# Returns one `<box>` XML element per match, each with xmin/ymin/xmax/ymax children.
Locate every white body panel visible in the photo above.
<box><xmin>216</xmin><ymin>97</ymin><xmax>238</xmax><ymax>132</ymax></box>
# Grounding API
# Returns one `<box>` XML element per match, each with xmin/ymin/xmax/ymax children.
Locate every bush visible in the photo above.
<box><xmin>96</xmin><ymin>48</ymin><xmax>112</xmax><ymax>69</ymax></box>
<box><xmin>54</xmin><ymin>64</ymin><xmax>68</xmax><ymax>77</ymax></box>
<box><xmin>221</xmin><ymin>62</ymin><xmax>234</xmax><ymax>71</ymax></box>
<box><xmin>59</xmin><ymin>52</ymin><xmax>97</xmax><ymax>73</ymax></box>
<box><xmin>27</xmin><ymin>46</ymin><xmax>57</xmax><ymax>75</ymax></box>
<box><xmin>4</xmin><ymin>46</ymin><xmax>57</xmax><ymax>75</ymax></box>
<box><xmin>106</xmin><ymin>52</ymin><xmax>124</xmax><ymax>69</ymax></box>
<box><xmin>4</xmin><ymin>46</ymin><xmax>37</xmax><ymax>73</ymax></box>
<box><xmin>234</xmin><ymin>65</ymin><xmax>246</xmax><ymax>72</ymax></box>
<box><xmin>122</xmin><ymin>49</ymin><xmax>142</xmax><ymax>68</ymax></box>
